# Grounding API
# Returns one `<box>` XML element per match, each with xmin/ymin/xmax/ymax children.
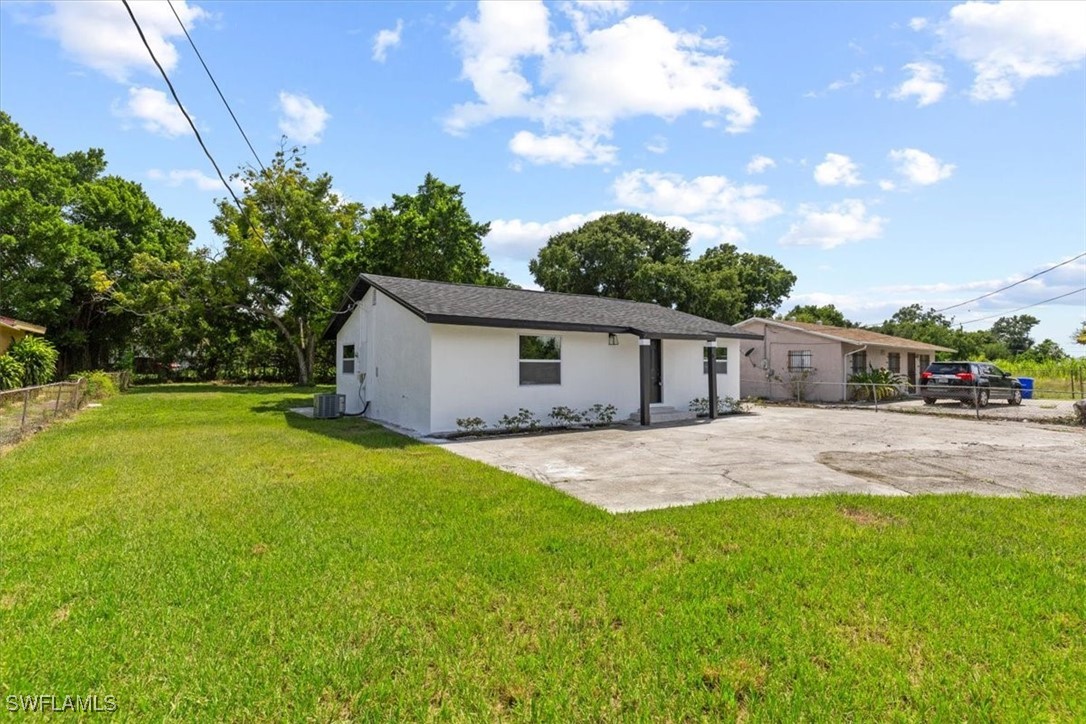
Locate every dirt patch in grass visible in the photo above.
<box><xmin>838</xmin><ymin>506</ymin><xmax>899</xmax><ymax>528</ymax></box>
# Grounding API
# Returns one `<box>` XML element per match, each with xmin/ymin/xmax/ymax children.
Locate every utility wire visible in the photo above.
<box><xmin>120</xmin><ymin>0</ymin><xmax>242</xmax><ymax>211</ymax></box>
<box><xmin>121</xmin><ymin>0</ymin><xmax>350</xmax><ymax>317</ymax></box>
<box><xmin>935</xmin><ymin>252</ymin><xmax>1086</xmax><ymax>313</ymax></box>
<box><xmin>956</xmin><ymin>287</ymin><xmax>1086</xmax><ymax>327</ymax></box>
<box><xmin>166</xmin><ymin>0</ymin><xmax>265</xmax><ymax>172</ymax></box>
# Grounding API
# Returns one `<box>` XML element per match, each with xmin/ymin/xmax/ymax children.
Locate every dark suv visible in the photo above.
<box><xmin>919</xmin><ymin>361</ymin><xmax>1023</xmax><ymax>407</ymax></box>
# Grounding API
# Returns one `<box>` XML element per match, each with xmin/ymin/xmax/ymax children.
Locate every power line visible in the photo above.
<box><xmin>120</xmin><ymin>0</ymin><xmax>242</xmax><ymax>211</ymax></box>
<box><xmin>957</xmin><ymin>287</ymin><xmax>1086</xmax><ymax>326</ymax></box>
<box><xmin>121</xmin><ymin>0</ymin><xmax>350</xmax><ymax>318</ymax></box>
<box><xmin>166</xmin><ymin>0</ymin><xmax>265</xmax><ymax>172</ymax></box>
<box><xmin>935</xmin><ymin>252</ymin><xmax>1086</xmax><ymax>313</ymax></box>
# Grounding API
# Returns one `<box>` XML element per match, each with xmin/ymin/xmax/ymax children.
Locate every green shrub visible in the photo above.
<box><xmin>848</xmin><ymin>368</ymin><xmax>908</xmax><ymax>401</ymax></box>
<box><xmin>7</xmin><ymin>336</ymin><xmax>58</xmax><ymax>386</ymax></box>
<box><xmin>0</xmin><ymin>355</ymin><xmax>26</xmax><ymax>390</ymax></box>
<box><xmin>72</xmin><ymin>370</ymin><xmax>118</xmax><ymax>400</ymax></box>
<box><xmin>455</xmin><ymin>416</ymin><xmax>487</xmax><ymax>433</ymax></box>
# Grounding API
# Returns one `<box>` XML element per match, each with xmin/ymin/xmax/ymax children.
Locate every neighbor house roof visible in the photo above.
<box><xmin>0</xmin><ymin>316</ymin><xmax>46</xmax><ymax>336</ymax></box>
<box><xmin>323</xmin><ymin>274</ymin><xmax>763</xmax><ymax>341</ymax></box>
<box><xmin>736</xmin><ymin>318</ymin><xmax>954</xmax><ymax>352</ymax></box>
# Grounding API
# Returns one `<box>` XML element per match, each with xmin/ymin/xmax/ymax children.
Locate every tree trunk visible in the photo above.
<box><xmin>254</xmin><ymin>304</ymin><xmax>310</xmax><ymax>386</ymax></box>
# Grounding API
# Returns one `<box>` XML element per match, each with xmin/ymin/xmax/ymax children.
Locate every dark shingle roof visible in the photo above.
<box><xmin>323</xmin><ymin>274</ymin><xmax>762</xmax><ymax>341</ymax></box>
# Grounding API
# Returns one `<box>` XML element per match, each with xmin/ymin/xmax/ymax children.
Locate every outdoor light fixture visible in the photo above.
<box><xmin>608</xmin><ymin>333</ymin><xmax>619</xmax><ymax>346</ymax></box>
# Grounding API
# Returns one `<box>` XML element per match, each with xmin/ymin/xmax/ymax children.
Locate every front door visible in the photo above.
<box><xmin>650</xmin><ymin>339</ymin><xmax>663</xmax><ymax>403</ymax></box>
<box><xmin>907</xmin><ymin>353</ymin><xmax>917</xmax><ymax>389</ymax></box>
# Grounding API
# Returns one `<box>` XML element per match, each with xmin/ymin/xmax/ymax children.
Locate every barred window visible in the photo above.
<box><xmin>788</xmin><ymin>350</ymin><xmax>813</xmax><ymax>372</ymax></box>
<box><xmin>887</xmin><ymin>352</ymin><xmax>901</xmax><ymax>373</ymax></box>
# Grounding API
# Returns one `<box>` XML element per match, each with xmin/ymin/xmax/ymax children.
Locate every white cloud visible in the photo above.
<box><xmin>486</xmin><ymin>211</ymin><xmax>610</xmax><ymax>258</ymax></box>
<box><xmin>878</xmin><ymin>179</ymin><xmax>897</xmax><ymax>191</ymax></box>
<box><xmin>509</xmin><ymin>130</ymin><xmax>617</xmax><ymax>165</ymax></box>
<box><xmin>372</xmin><ymin>19</ymin><xmax>403</xmax><ymax>63</ymax></box>
<box><xmin>890</xmin><ymin>61</ymin><xmax>947</xmax><ymax>107</ymax></box>
<box><xmin>560</xmin><ymin>0</ymin><xmax>631</xmax><ymax>35</ymax></box>
<box><xmin>813</xmin><ymin>153</ymin><xmax>863</xmax><ymax>187</ymax></box>
<box><xmin>277</xmin><ymin>91</ymin><xmax>330</xmax><ymax>144</ymax></box>
<box><xmin>909</xmin><ymin>17</ymin><xmax>929</xmax><ymax>31</ymax></box>
<box><xmin>804</xmin><ymin>70</ymin><xmax>864</xmax><ymax>98</ymax></box>
<box><xmin>613</xmin><ymin>169</ymin><xmax>782</xmax><ymax>224</ymax></box>
<box><xmin>115</xmin><ymin>86</ymin><xmax>191</xmax><ymax>137</ymax></box>
<box><xmin>889</xmin><ymin>148</ymin><xmax>955</xmax><ymax>185</ymax></box>
<box><xmin>779</xmin><ymin>199</ymin><xmax>886</xmax><ymax>249</ymax></box>
<box><xmin>447</xmin><ymin>2</ymin><xmax>758</xmax><ymax>164</ymax></box>
<box><xmin>37</xmin><ymin>0</ymin><xmax>207</xmax><ymax>82</ymax></box>
<box><xmin>486</xmin><ymin>208</ymin><xmax>746</xmax><ymax>262</ymax></box>
<box><xmin>938</xmin><ymin>0</ymin><xmax>1086</xmax><ymax>101</ymax></box>
<box><xmin>645</xmin><ymin>135</ymin><xmax>668</xmax><ymax>154</ymax></box>
<box><xmin>746</xmin><ymin>155</ymin><xmax>776</xmax><ymax>174</ymax></box>
<box><xmin>147</xmin><ymin>168</ymin><xmax>220</xmax><ymax>191</ymax></box>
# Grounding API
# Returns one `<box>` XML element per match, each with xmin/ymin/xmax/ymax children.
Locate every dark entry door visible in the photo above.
<box><xmin>907</xmin><ymin>353</ymin><xmax>917</xmax><ymax>389</ymax></box>
<box><xmin>650</xmin><ymin>339</ymin><xmax>663</xmax><ymax>403</ymax></box>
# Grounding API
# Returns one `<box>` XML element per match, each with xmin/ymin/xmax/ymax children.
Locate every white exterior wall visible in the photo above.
<box><xmin>661</xmin><ymin>337</ymin><xmax>741</xmax><ymax>409</ymax></box>
<box><xmin>428</xmin><ymin>325</ymin><xmax>740</xmax><ymax>435</ymax></box>
<box><xmin>429</xmin><ymin>326</ymin><xmax>638</xmax><ymax>434</ymax></box>
<box><xmin>335</xmin><ymin>288</ymin><xmax>431</xmax><ymax>432</ymax></box>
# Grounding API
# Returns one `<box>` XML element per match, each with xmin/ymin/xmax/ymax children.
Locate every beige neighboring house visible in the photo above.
<box><xmin>0</xmin><ymin>316</ymin><xmax>47</xmax><ymax>354</ymax></box>
<box><xmin>735</xmin><ymin>318</ymin><xmax>955</xmax><ymax>402</ymax></box>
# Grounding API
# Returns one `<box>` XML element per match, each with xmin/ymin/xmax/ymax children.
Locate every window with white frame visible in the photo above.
<box><xmin>519</xmin><ymin>335</ymin><xmax>561</xmax><ymax>385</ymax></box>
<box><xmin>342</xmin><ymin>344</ymin><xmax>356</xmax><ymax>374</ymax></box>
<box><xmin>703</xmin><ymin>346</ymin><xmax>728</xmax><ymax>374</ymax></box>
<box><xmin>788</xmin><ymin>350</ymin><xmax>813</xmax><ymax>372</ymax></box>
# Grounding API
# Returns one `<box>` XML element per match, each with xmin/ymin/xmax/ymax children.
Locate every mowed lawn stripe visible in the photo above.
<box><xmin>1</xmin><ymin>386</ymin><xmax>1084</xmax><ymax>720</ymax></box>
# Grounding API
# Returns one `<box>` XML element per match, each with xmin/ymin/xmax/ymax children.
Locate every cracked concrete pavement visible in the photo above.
<box><xmin>435</xmin><ymin>406</ymin><xmax>1086</xmax><ymax>512</ymax></box>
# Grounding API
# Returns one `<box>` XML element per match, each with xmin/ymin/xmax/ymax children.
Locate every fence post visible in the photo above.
<box><xmin>21</xmin><ymin>389</ymin><xmax>29</xmax><ymax>428</ymax></box>
<box><xmin>54</xmin><ymin>383</ymin><xmax>63</xmax><ymax>415</ymax></box>
<box><xmin>871</xmin><ymin>382</ymin><xmax>878</xmax><ymax>412</ymax></box>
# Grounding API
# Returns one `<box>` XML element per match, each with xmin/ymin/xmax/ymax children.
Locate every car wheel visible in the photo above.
<box><xmin>976</xmin><ymin>388</ymin><xmax>990</xmax><ymax>408</ymax></box>
<box><xmin>1009</xmin><ymin>387</ymin><xmax>1022</xmax><ymax>406</ymax></box>
<box><xmin>923</xmin><ymin>397</ymin><xmax>936</xmax><ymax>405</ymax></box>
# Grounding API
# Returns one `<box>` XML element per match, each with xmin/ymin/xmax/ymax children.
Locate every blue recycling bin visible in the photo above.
<box><xmin>1018</xmin><ymin>377</ymin><xmax>1034</xmax><ymax>400</ymax></box>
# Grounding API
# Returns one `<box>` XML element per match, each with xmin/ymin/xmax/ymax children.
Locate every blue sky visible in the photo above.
<box><xmin>2</xmin><ymin>0</ymin><xmax>1084</xmax><ymax>349</ymax></box>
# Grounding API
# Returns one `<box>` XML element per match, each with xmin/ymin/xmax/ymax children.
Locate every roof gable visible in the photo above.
<box><xmin>323</xmin><ymin>274</ymin><xmax>763</xmax><ymax>341</ymax></box>
<box><xmin>0</xmin><ymin>316</ymin><xmax>46</xmax><ymax>335</ymax></box>
<box><xmin>736</xmin><ymin>318</ymin><xmax>955</xmax><ymax>352</ymax></box>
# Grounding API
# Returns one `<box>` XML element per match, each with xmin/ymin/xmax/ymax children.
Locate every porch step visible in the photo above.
<box><xmin>627</xmin><ymin>406</ymin><xmax>697</xmax><ymax>424</ymax></box>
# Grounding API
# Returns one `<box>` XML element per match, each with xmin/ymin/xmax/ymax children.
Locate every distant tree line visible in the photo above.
<box><xmin>1</xmin><ymin>111</ymin><xmax>1076</xmax><ymax>387</ymax></box>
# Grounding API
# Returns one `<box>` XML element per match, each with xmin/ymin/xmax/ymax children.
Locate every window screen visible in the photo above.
<box><xmin>887</xmin><ymin>352</ymin><xmax>901</xmax><ymax>373</ymax></box>
<box><xmin>519</xmin><ymin>335</ymin><xmax>561</xmax><ymax>385</ymax></box>
<box><xmin>342</xmin><ymin>344</ymin><xmax>355</xmax><ymax>375</ymax></box>
<box><xmin>703</xmin><ymin>346</ymin><xmax>728</xmax><ymax>374</ymax></box>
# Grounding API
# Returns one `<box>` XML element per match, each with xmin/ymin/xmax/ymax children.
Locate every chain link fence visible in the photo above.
<box><xmin>754</xmin><ymin>379</ymin><xmax>1082</xmax><ymax>424</ymax></box>
<box><xmin>0</xmin><ymin>379</ymin><xmax>88</xmax><ymax>447</ymax></box>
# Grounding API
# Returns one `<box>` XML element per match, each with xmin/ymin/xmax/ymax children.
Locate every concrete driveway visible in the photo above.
<box><xmin>436</xmin><ymin>407</ymin><xmax>1086</xmax><ymax>512</ymax></box>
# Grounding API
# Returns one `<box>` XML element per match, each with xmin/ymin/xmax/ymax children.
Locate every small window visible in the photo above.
<box><xmin>519</xmin><ymin>335</ymin><xmax>561</xmax><ymax>385</ymax></box>
<box><xmin>887</xmin><ymin>352</ymin><xmax>901</xmax><ymax>373</ymax></box>
<box><xmin>342</xmin><ymin>344</ymin><xmax>356</xmax><ymax>375</ymax></box>
<box><xmin>703</xmin><ymin>346</ymin><xmax>728</xmax><ymax>374</ymax></box>
<box><xmin>788</xmin><ymin>350</ymin><xmax>813</xmax><ymax>372</ymax></box>
<box><xmin>850</xmin><ymin>350</ymin><xmax>868</xmax><ymax>375</ymax></box>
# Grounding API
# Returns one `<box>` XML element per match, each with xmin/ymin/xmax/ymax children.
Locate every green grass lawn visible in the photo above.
<box><xmin>2</xmin><ymin>386</ymin><xmax>1084</xmax><ymax>720</ymax></box>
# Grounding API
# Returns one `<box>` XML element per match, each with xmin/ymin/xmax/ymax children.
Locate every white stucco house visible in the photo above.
<box><xmin>323</xmin><ymin>274</ymin><xmax>763</xmax><ymax>436</ymax></box>
<box><xmin>735</xmin><ymin>318</ymin><xmax>954</xmax><ymax>402</ymax></box>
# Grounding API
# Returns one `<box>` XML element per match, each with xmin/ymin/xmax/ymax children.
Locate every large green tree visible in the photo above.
<box><xmin>782</xmin><ymin>304</ymin><xmax>856</xmax><ymax>328</ymax></box>
<box><xmin>212</xmin><ymin>147</ymin><xmax>366</xmax><ymax>385</ymax></box>
<box><xmin>529</xmin><ymin>213</ymin><xmax>795</xmax><ymax>323</ymax></box>
<box><xmin>362</xmin><ymin>173</ymin><xmax>507</xmax><ymax>285</ymax></box>
<box><xmin>990</xmin><ymin>314</ymin><xmax>1039</xmax><ymax>356</ymax></box>
<box><xmin>0</xmin><ymin>112</ymin><xmax>194</xmax><ymax>372</ymax></box>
